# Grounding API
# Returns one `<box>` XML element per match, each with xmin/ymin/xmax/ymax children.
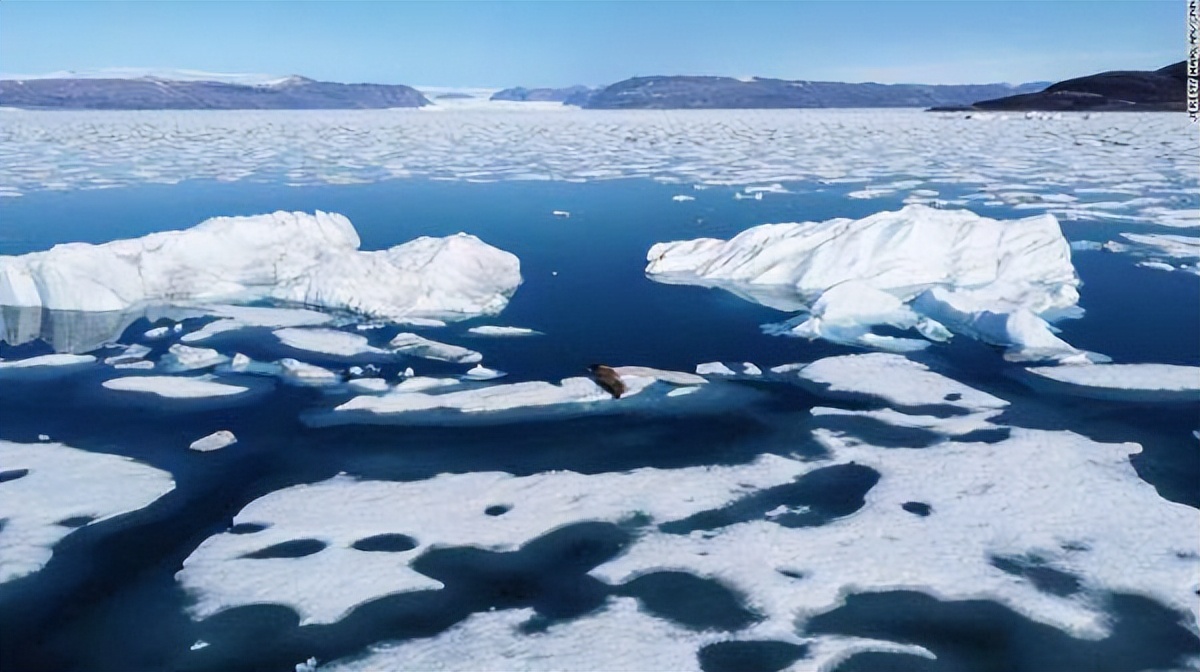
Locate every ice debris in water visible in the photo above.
<box><xmin>189</xmin><ymin>430</ymin><xmax>238</xmax><ymax>452</ymax></box>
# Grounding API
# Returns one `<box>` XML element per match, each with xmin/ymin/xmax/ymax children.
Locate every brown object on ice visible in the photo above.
<box><xmin>588</xmin><ymin>364</ymin><xmax>626</xmax><ymax>399</ymax></box>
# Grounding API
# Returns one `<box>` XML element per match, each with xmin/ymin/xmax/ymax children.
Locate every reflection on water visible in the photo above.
<box><xmin>0</xmin><ymin>305</ymin><xmax>204</xmax><ymax>354</ymax></box>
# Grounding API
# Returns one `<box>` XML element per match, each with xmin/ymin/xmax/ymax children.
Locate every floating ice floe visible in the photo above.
<box><xmin>143</xmin><ymin>326</ymin><xmax>170</xmax><ymax>340</ymax></box>
<box><xmin>1021</xmin><ymin>363</ymin><xmax>1200</xmax><ymax>403</ymax></box>
<box><xmin>322</xmin><ymin>367</ymin><xmax>720</xmax><ymax>426</ymax></box>
<box><xmin>346</xmin><ymin>377</ymin><xmax>390</xmax><ymax>394</ymax></box>
<box><xmin>0</xmin><ymin>353</ymin><xmax>96</xmax><ymax>375</ymax></box>
<box><xmin>393</xmin><ymin>317</ymin><xmax>447</xmax><ymax>328</ymax></box>
<box><xmin>102</xmin><ymin>375</ymin><xmax>249</xmax><ymax>398</ymax></box>
<box><xmin>0</xmin><ymin>211</ymin><xmax>522</xmax><ymax>322</ymax></box>
<box><xmin>189</xmin><ymin>430</ymin><xmax>238</xmax><ymax>452</ymax></box>
<box><xmin>277</xmin><ymin>359</ymin><xmax>340</xmax><ymax>386</ymax></box>
<box><xmin>792</xmin><ymin>353</ymin><xmax>1008</xmax><ymax>412</ymax></box>
<box><xmin>389</xmin><ymin>333</ymin><xmax>482</xmax><ymax>364</ymax></box>
<box><xmin>159</xmin><ymin>344</ymin><xmax>228</xmax><ymax>372</ymax></box>
<box><xmin>176</xmin><ymin>454</ymin><xmax>807</xmax><ymax>625</ymax></box>
<box><xmin>273</xmin><ymin>328</ymin><xmax>388</xmax><ymax>359</ymax></box>
<box><xmin>647</xmin><ymin>205</ymin><xmax>1089</xmax><ymax>362</ymax></box>
<box><xmin>465</xmin><ymin>325</ymin><xmax>541</xmax><ymax>337</ymax></box>
<box><xmin>671</xmin><ymin>195</ymin><xmax>695</xmax><ymax>202</ymax></box>
<box><xmin>181</xmin><ymin>305</ymin><xmax>333</xmax><ymax>343</ymax></box>
<box><xmin>0</xmin><ymin>440</ymin><xmax>174</xmax><ymax>583</ymax></box>
<box><xmin>1101</xmin><ymin>233</ymin><xmax>1200</xmax><ymax>274</ymax></box>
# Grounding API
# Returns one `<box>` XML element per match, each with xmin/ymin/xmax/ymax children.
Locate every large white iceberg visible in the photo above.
<box><xmin>0</xmin><ymin>211</ymin><xmax>522</xmax><ymax>322</ymax></box>
<box><xmin>646</xmin><ymin>205</ymin><xmax>1085</xmax><ymax>361</ymax></box>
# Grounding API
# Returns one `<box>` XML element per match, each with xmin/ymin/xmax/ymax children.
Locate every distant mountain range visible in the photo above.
<box><xmin>0</xmin><ymin>75</ymin><xmax>430</xmax><ymax>110</ymax></box>
<box><xmin>2</xmin><ymin>63</ymin><xmax>1185</xmax><ymax>111</ymax></box>
<box><xmin>578</xmin><ymin>77</ymin><xmax>1050</xmax><ymax>109</ymax></box>
<box><xmin>939</xmin><ymin>61</ymin><xmax>1188</xmax><ymax>112</ymax></box>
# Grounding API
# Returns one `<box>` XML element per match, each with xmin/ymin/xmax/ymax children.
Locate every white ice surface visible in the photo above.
<box><xmin>0</xmin><ymin>440</ymin><xmax>174</xmax><ymax>583</ymax></box>
<box><xmin>1023</xmin><ymin>363</ymin><xmax>1200</xmax><ymax>401</ymax></box>
<box><xmin>346</xmin><ymin>377</ymin><xmax>390</xmax><ymax>394</ymax></box>
<box><xmin>646</xmin><ymin>205</ymin><xmax>1084</xmax><ymax>361</ymax></box>
<box><xmin>273</xmin><ymin>328</ymin><xmax>387</xmax><ymax>358</ymax></box>
<box><xmin>793</xmin><ymin>353</ymin><xmax>1009</xmax><ymax>411</ymax></box>
<box><xmin>102</xmin><ymin>375</ymin><xmax>249</xmax><ymax>398</ymax></box>
<box><xmin>189</xmin><ymin>430</ymin><xmax>238</xmax><ymax>452</ymax></box>
<box><xmin>388</xmin><ymin>333</ymin><xmax>482</xmax><ymax>364</ymax></box>
<box><xmin>0</xmin><ymin>212</ymin><xmax>522</xmax><ymax>322</ymax></box>
<box><xmin>160</xmin><ymin>344</ymin><xmax>228</xmax><ymax>372</ymax></box>
<box><xmin>465</xmin><ymin>326</ymin><xmax>541</xmax><ymax>337</ymax></box>
<box><xmin>277</xmin><ymin>359</ymin><xmax>340</xmax><ymax>386</ymax></box>
<box><xmin>461</xmin><ymin>365</ymin><xmax>506</xmax><ymax>381</ymax></box>
<box><xmin>0</xmin><ymin>353</ymin><xmax>95</xmax><ymax>370</ymax></box>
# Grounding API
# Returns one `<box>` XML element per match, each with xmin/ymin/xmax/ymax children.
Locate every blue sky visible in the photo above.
<box><xmin>0</xmin><ymin>1</ymin><xmax>1183</xmax><ymax>87</ymax></box>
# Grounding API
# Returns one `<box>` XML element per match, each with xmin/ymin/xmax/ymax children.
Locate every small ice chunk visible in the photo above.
<box><xmin>104</xmin><ymin>344</ymin><xmax>152</xmax><ymax>366</ymax></box>
<box><xmin>696</xmin><ymin>362</ymin><xmax>736</xmax><ymax>376</ymax></box>
<box><xmin>37</xmin><ymin>434</ymin><xmax>49</xmax><ymax>441</ymax></box>
<box><xmin>552</xmin><ymin>210</ymin><xmax>570</xmax><ymax>218</ymax></box>
<box><xmin>402</xmin><ymin>367</ymin><xmax>415</xmax><ymax>378</ymax></box>
<box><xmin>190</xmin><ymin>641</ymin><xmax>209</xmax><ymax>651</ymax></box>
<box><xmin>389</xmin><ymin>333</ymin><xmax>482</xmax><ymax>364</ymax></box>
<box><xmin>103</xmin><ymin>375</ymin><xmax>249</xmax><ymax>398</ymax></box>
<box><xmin>115</xmin><ymin>360</ymin><xmax>156</xmax><ymax>370</ymax></box>
<box><xmin>672</xmin><ymin>195</ymin><xmax>695</xmax><ymax>202</ymax></box>
<box><xmin>461</xmin><ymin>365</ymin><xmax>506</xmax><ymax>381</ymax></box>
<box><xmin>278</xmin><ymin>359</ymin><xmax>340</xmax><ymax>386</ymax></box>
<box><xmin>742</xmin><ymin>362</ymin><xmax>762</xmax><ymax>376</ymax></box>
<box><xmin>230</xmin><ymin>353</ymin><xmax>251</xmax><ymax>372</ymax></box>
<box><xmin>347</xmin><ymin>377</ymin><xmax>390</xmax><ymax>393</ymax></box>
<box><xmin>465</xmin><ymin>326</ymin><xmax>541</xmax><ymax>337</ymax></box>
<box><xmin>143</xmin><ymin>326</ymin><xmax>171</xmax><ymax>340</ymax></box>
<box><xmin>394</xmin><ymin>317</ymin><xmax>447</xmax><ymax>328</ymax></box>
<box><xmin>189</xmin><ymin>430</ymin><xmax>238</xmax><ymax>452</ymax></box>
<box><xmin>160</xmin><ymin>344</ymin><xmax>228</xmax><ymax>372</ymax></box>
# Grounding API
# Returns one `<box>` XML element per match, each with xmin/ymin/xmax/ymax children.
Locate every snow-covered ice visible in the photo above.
<box><xmin>189</xmin><ymin>430</ymin><xmax>238</xmax><ymax>452</ymax></box>
<box><xmin>1022</xmin><ymin>363</ymin><xmax>1200</xmax><ymax>402</ymax></box>
<box><xmin>794</xmin><ymin>353</ymin><xmax>1009</xmax><ymax>411</ymax></box>
<box><xmin>159</xmin><ymin>344</ymin><xmax>228</xmax><ymax>372</ymax></box>
<box><xmin>102</xmin><ymin>375</ymin><xmax>250</xmax><ymax>398</ymax></box>
<box><xmin>0</xmin><ymin>440</ymin><xmax>174</xmax><ymax>583</ymax></box>
<box><xmin>647</xmin><ymin>205</ymin><xmax>1086</xmax><ymax>361</ymax></box>
<box><xmin>180</xmin><ymin>305</ymin><xmax>333</xmax><ymax>343</ymax></box>
<box><xmin>0</xmin><ymin>211</ymin><xmax>522</xmax><ymax>322</ymax></box>
<box><xmin>273</xmin><ymin>328</ymin><xmax>387</xmax><ymax>359</ymax></box>
<box><xmin>0</xmin><ymin>353</ymin><xmax>95</xmax><ymax>373</ymax></box>
<box><xmin>277</xmin><ymin>359</ymin><xmax>340</xmax><ymax>386</ymax></box>
<box><xmin>465</xmin><ymin>325</ymin><xmax>541</xmax><ymax>337</ymax></box>
<box><xmin>388</xmin><ymin>333</ymin><xmax>482</xmax><ymax>364</ymax></box>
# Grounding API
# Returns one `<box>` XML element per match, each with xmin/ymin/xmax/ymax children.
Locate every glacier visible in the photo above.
<box><xmin>646</xmin><ymin>205</ymin><xmax>1087</xmax><ymax>361</ymax></box>
<box><xmin>0</xmin><ymin>211</ymin><xmax>522</xmax><ymax>322</ymax></box>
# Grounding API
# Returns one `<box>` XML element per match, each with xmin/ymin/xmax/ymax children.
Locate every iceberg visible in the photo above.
<box><xmin>277</xmin><ymin>358</ymin><xmax>340</xmax><ymax>386</ymax></box>
<box><xmin>0</xmin><ymin>440</ymin><xmax>174</xmax><ymax>584</ymax></box>
<box><xmin>0</xmin><ymin>211</ymin><xmax>522</xmax><ymax>322</ymax></box>
<box><xmin>646</xmin><ymin>205</ymin><xmax>1085</xmax><ymax>361</ymax></box>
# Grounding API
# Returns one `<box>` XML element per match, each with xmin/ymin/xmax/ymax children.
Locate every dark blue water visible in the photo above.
<box><xmin>0</xmin><ymin>179</ymin><xmax>1196</xmax><ymax>672</ymax></box>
